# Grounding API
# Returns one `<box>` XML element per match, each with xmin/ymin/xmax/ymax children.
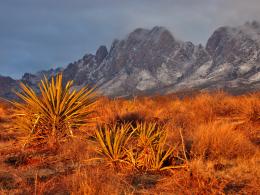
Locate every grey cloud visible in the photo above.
<box><xmin>0</xmin><ymin>0</ymin><xmax>259</xmax><ymax>78</ymax></box>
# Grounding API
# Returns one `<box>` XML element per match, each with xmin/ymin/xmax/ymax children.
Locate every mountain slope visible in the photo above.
<box><xmin>1</xmin><ymin>22</ymin><xmax>260</xmax><ymax>98</ymax></box>
<box><xmin>0</xmin><ymin>75</ymin><xmax>18</xmax><ymax>99</ymax></box>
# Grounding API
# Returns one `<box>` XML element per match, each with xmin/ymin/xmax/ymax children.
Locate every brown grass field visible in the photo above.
<box><xmin>0</xmin><ymin>89</ymin><xmax>259</xmax><ymax>194</ymax></box>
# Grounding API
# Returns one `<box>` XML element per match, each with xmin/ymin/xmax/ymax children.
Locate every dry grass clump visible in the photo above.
<box><xmin>0</xmin><ymin>104</ymin><xmax>6</xmax><ymax>122</ymax></box>
<box><xmin>0</xmin><ymin>101</ymin><xmax>12</xmax><ymax>123</ymax></box>
<box><xmin>188</xmin><ymin>154</ymin><xmax>260</xmax><ymax>194</ymax></box>
<box><xmin>12</xmin><ymin>74</ymin><xmax>97</xmax><ymax>148</ymax></box>
<box><xmin>0</xmin><ymin>104</ymin><xmax>5</xmax><ymax>115</ymax></box>
<box><xmin>69</xmin><ymin>167</ymin><xmax>133</xmax><ymax>195</ymax></box>
<box><xmin>191</xmin><ymin>122</ymin><xmax>256</xmax><ymax>159</ymax></box>
<box><xmin>238</xmin><ymin>94</ymin><xmax>260</xmax><ymax>123</ymax></box>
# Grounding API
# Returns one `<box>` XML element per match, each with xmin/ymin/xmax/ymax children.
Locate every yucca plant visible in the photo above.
<box><xmin>134</xmin><ymin>122</ymin><xmax>165</xmax><ymax>148</ymax></box>
<box><xmin>95</xmin><ymin>123</ymin><xmax>134</xmax><ymax>166</ymax></box>
<box><xmin>134</xmin><ymin>132</ymin><xmax>176</xmax><ymax>171</ymax></box>
<box><xmin>126</xmin><ymin>122</ymin><xmax>183</xmax><ymax>171</ymax></box>
<box><xmin>143</xmin><ymin>135</ymin><xmax>179</xmax><ymax>171</ymax></box>
<box><xmin>13</xmin><ymin>73</ymin><xmax>97</xmax><ymax>147</ymax></box>
<box><xmin>93</xmin><ymin>121</ymin><xmax>186</xmax><ymax>171</ymax></box>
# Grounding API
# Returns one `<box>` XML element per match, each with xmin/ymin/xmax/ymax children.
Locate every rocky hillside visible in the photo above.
<box><xmin>2</xmin><ymin>21</ymin><xmax>260</xmax><ymax>98</ymax></box>
<box><xmin>0</xmin><ymin>75</ymin><xmax>18</xmax><ymax>99</ymax></box>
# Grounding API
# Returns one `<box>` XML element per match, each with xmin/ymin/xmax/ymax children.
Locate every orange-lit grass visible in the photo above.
<box><xmin>0</xmin><ymin>91</ymin><xmax>259</xmax><ymax>194</ymax></box>
<box><xmin>191</xmin><ymin>121</ymin><xmax>256</xmax><ymax>159</ymax></box>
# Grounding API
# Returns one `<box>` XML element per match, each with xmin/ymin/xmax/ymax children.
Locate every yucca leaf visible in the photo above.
<box><xmin>13</xmin><ymin>73</ymin><xmax>97</xmax><ymax>147</ymax></box>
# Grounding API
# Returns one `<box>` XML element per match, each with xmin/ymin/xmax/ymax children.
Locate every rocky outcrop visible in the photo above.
<box><xmin>95</xmin><ymin>45</ymin><xmax>108</xmax><ymax>64</ymax></box>
<box><xmin>206</xmin><ymin>22</ymin><xmax>260</xmax><ymax>80</ymax></box>
<box><xmin>0</xmin><ymin>76</ymin><xmax>18</xmax><ymax>99</ymax></box>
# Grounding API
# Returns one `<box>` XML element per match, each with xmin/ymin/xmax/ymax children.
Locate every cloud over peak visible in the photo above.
<box><xmin>0</xmin><ymin>0</ymin><xmax>260</xmax><ymax>78</ymax></box>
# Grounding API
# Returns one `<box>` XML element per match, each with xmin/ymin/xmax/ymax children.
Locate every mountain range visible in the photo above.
<box><xmin>1</xmin><ymin>21</ymin><xmax>260</xmax><ymax>99</ymax></box>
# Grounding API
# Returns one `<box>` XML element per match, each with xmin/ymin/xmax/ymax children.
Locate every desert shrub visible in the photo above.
<box><xmin>94</xmin><ymin>121</ymin><xmax>184</xmax><ymax>171</ymax></box>
<box><xmin>211</xmin><ymin>92</ymin><xmax>240</xmax><ymax>117</ymax></box>
<box><xmin>95</xmin><ymin>123</ymin><xmax>133</xmax><ymax>166</ymax></box>
<box><xmin>0</xmin><ymin>104</ymin><xmax>5</xmax><ymax>122</ymax></box>
<box><xmin>13</xmin><ymin>73</ymin><xmax>97</xmax><ymax>147</ymax></box>
<box><xmin>134</xmin><ymin>122</ymin><xmax>165</xmax><ymax>147</ymax></box>
<box><xmin>127</xmin><ymin>133</ymin><xmax>178</xmax><ymax>171</ymax></box>
<box><xmin>191</xmin><ymin>122</ymin><xmax>256</xmax><ymax>159</ymax></box>
<box><xmin>70</xmin><ymin>167</ymin><xmax>131</xmax><ymax>194</ymax></box>
<box><xmin>188</xmin><ymin>93</ymin><xmax>217</xmax><ymax>123</ymax></box>
<box><xmin>238</xmin><ymin>94</ymin><xmax>260</xmax><ymax>123</ymax></box>
<box><xmin>130</xmin><ymin>122</ymin><xmax>185</xmax><ymax>171</ymax></box>
<box><xmin>0</xmin><ymin>104</ymin><xmax>5</xmax><ymax>114</ymax></box>
<box><xmin>0</xmin><ymin>101</ymin><xmax>12</xmax><ymax>122</ymax></box>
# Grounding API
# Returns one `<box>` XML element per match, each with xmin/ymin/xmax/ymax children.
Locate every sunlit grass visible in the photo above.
<box><xmin>0</xmin><ymin>90</ymin><xmax>259</xmax><ymax>194</ymax></box>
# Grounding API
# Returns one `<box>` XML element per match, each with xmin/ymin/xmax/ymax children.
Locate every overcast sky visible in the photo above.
<box><xmin>1</xmin><ymin>0</ymin><xmax>260</xmax><ymax>78</ymax></box>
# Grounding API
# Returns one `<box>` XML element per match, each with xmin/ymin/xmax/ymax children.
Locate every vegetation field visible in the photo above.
<box><xmin>0</xmin><ymin>78</ymin><xmax>259</xmax><ymax>194</ymax></box>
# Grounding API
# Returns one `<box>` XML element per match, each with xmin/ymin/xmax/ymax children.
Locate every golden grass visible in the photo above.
<box><xmin>191</xmin><ymin>121</ymin><xmax>256</xmax><ymax>159</ymax></box>
<box><xmin>0</xmin><ymin>90</ymin><xmax>259</xmax><ymax>194</ymax></box>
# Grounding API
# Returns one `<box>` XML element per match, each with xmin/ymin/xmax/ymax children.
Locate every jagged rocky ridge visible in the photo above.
<box><xmin>2</xmin><ymin>21</ymin><xmax>260</xmax><ymax>98</ymax></box>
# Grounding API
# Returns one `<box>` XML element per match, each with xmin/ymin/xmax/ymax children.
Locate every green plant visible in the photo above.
<box><xmin>13</xmin><ymin>73</ymin><xmax>97</xmax><ymax>147</ymax></box>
